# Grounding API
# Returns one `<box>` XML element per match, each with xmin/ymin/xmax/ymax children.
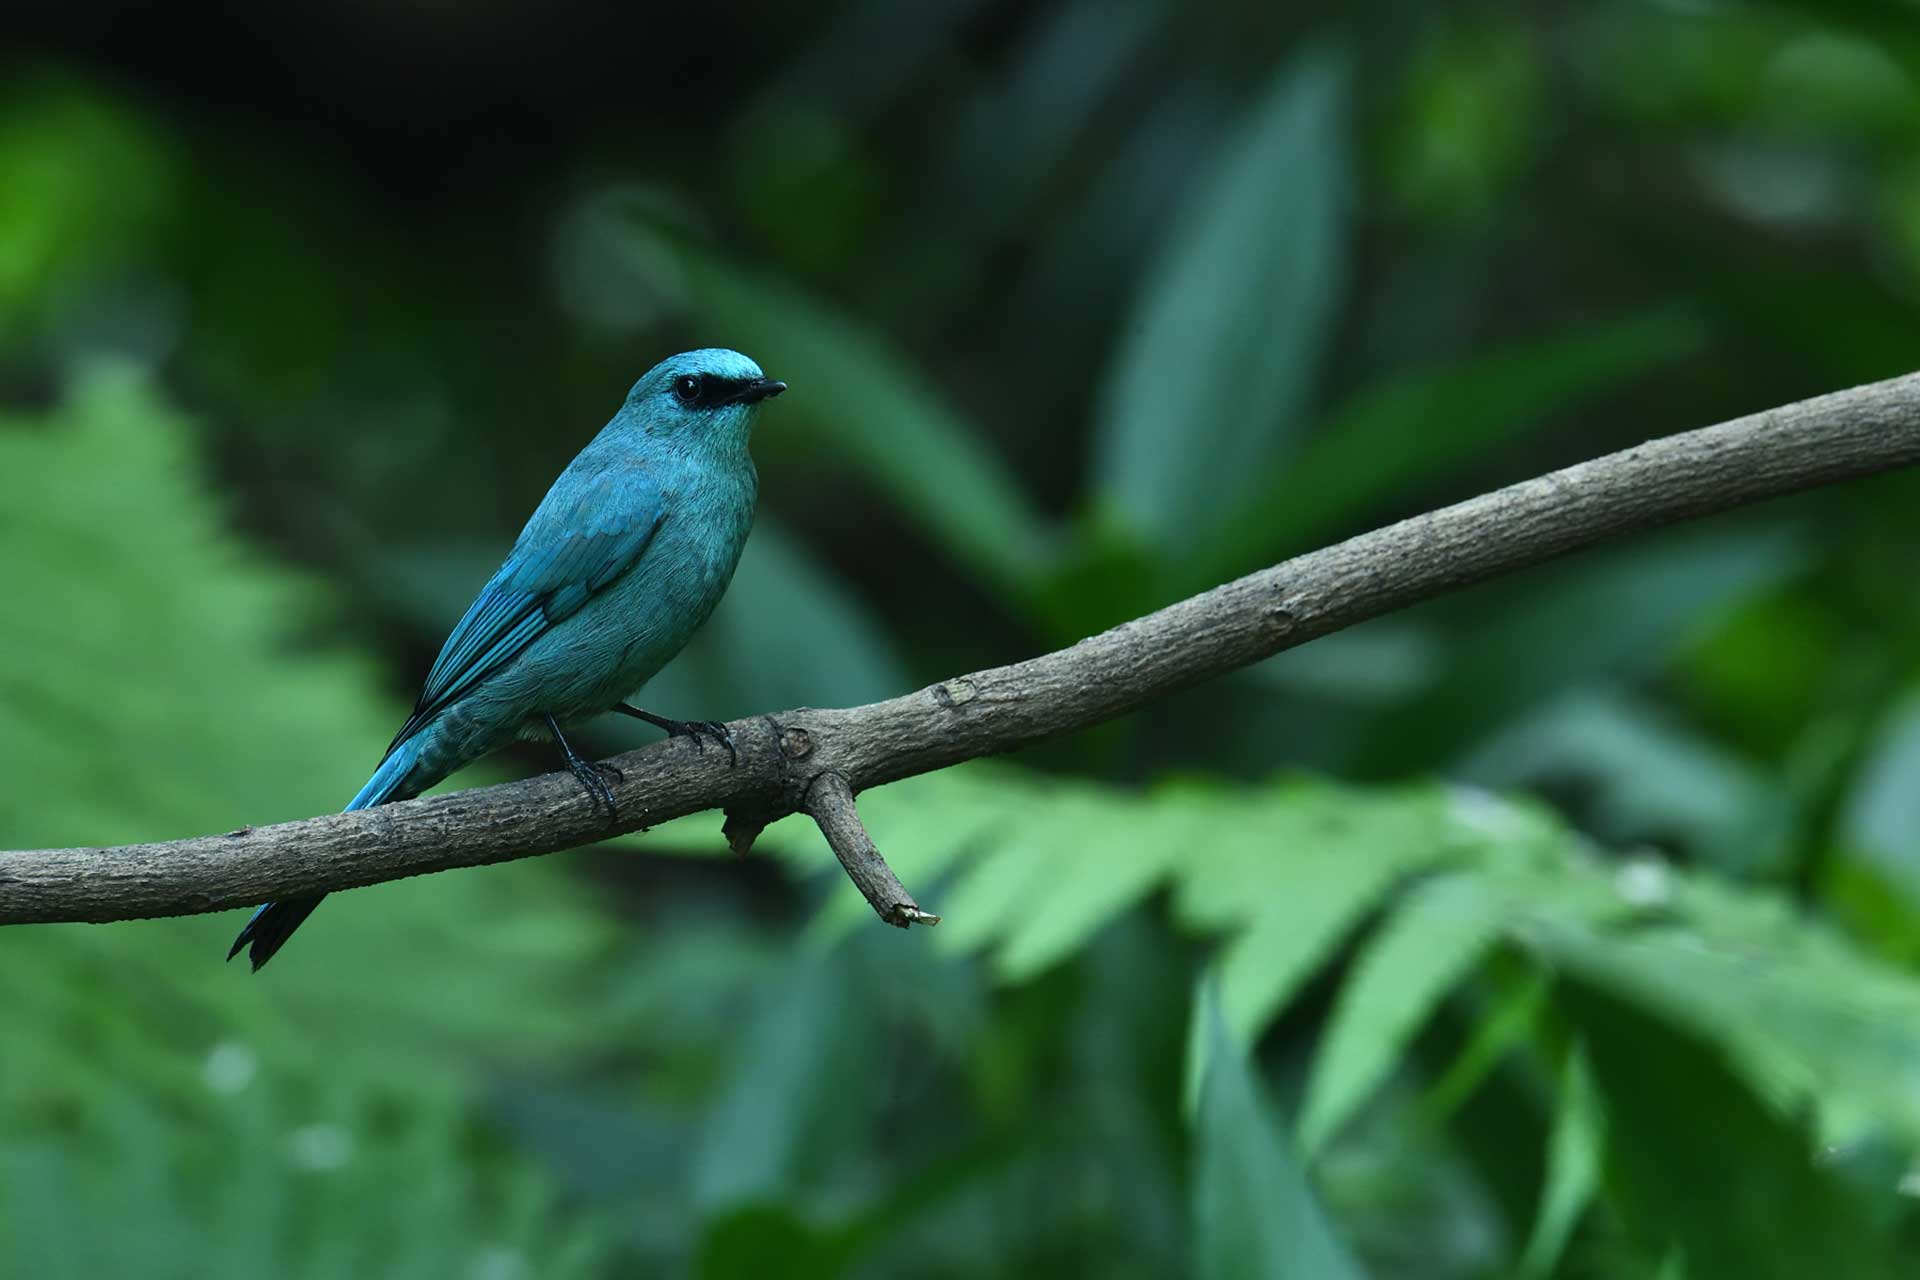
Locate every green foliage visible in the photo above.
<box><xmin>1188</xmin><ymin>307</ymin><xmax>1708</xmax><ymax>589</ymax></box>
<box><xmin>1</xmin><ymin>364</ymin><xmax>390</xmax><ymax>845</ymax></box>
<box><xmin>1297</xmin><ymin>873</ymin><xmax>1507</xmax><ymax>1157</ymax></box>
<box><xmin>1516</xmin><ymin>1046</ymin><xmax>1601</xmax><ymax>1280</ymax></box>
<box><xmin>1092</xmin><ymin>46</ymin><xmax>1349</xmax><ymax>553</ymax></box>
<box><xmin>1188</xmin><ymin>982</ymin><xmax>1368</xmax><ymax>1279</ymax></box>
<box><xmin>0</xmin><ymin>370</ymin><xmax>614</xmax><ymax>1276</ymax></box>
<box><xmin>0</xmin><ymin>75</ymin><xmax>177</xmax><ymax>340</ymax></box>
<box><xmin>1568</xmin><ymin>989</ymin><xmax>1890</xmax><ymax>1280</ymax></box>
<box><xmin>679</xmin><ymin>759</ymin><xmax>1920</xmax><ymax>1270</ymax></box>
<box><xmin>1841</xmin><ymin>694</ymin><xmax>1920</xmax><ymax>909</ymax></box>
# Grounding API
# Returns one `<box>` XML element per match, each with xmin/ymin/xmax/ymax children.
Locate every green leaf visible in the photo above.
<box><xmin>1189</xmin><ymin>308</ymin><xmax>1705</xmax><ymax>587</ymax></box>
<box><xmin>989</xmin><ymin>783</ymin><xmax>1195</xmax><ymax>980</ymax></box>
<box><xmin>690</xmin><ymin>954</ymin><xmax>869</xmax><ymax>1212</ymax></box>
<box><xmin>1207</xmin><ymin>792</ymin><xmax>1458</xmax><ymax>1042</ymax></box>
<box><xmin>1169</xmin><ymin>778</ymin><xmax>1462</xmax><ymax>933</ymax></box>
<box><xmin>1841</xmin><ymin>691</ymin><xmax>1920</xmax><ymax>909</ymax></box>
<box><xmin>1416</xmin><ymin>966</ymin><xmax>1550</xmax><ymax>1125</ymax></box>
<box><xmin>934</xmin><ymin>788</ymin><xmax>1120</xmax><ymax>961</ymax></box>
<box><xmin>695</xmin><ymin>1205</ymin><xmax>847</xmax><ymax>1280</ymax></box>
<box><xmin>1516</xmin><ymin>1045</ymin><xmax>1602</xmax><ymax>1280</ymax></box>
<box><xmin>1566</xmin><ymin>986</ymin><xmax>1893</xmax><ymax>1280</ymax></box>
<box><xmin>1461</xmin><ymin>688</ymin><xmax>1785</xmax><ymax>876</ymax></box>
<box><xmin>0</xmin><ymin>75</ymin><xmax>177</xmax><ymax>334</ymax></box>
<box><xmin>1356</xmin><ymin>525</ymin><xmax>1804</xmax><ymax>773</ymax></box>
<box><xmin>1531</xmin><ymin>911</ymin><xmax>1920</xmax><ymax>1148</ymax></box>
<box><xmin>1189</xmin><ymin>981</ymin><xmax>1370</xmax><ymax>1280</ymax></box>
<box><xmin>1093</xmin><ymin>45</ymin><xmax>1349</xmax><ymax>551</ymax></box>
<box><xmin>1297</xmin><ymin>873</ymin><xmax>1505</xmax><ymax>1155</ymax></box>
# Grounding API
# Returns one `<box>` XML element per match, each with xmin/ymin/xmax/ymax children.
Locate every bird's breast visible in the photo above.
<box><xmin>595</xmin><ymin>462</ymin><xmax>756</xmax><ymax>673</ymax></box>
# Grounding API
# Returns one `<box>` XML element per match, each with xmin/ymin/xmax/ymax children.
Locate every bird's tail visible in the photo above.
<box><xmin>225</xmin><ymin>895</ymin><xmax>323</xmax><ymax>971</ymax></box>
<box><xmin>228</xmin><ymin>741</ymin><xmax>424</xmax><ymax>971</ymax></box>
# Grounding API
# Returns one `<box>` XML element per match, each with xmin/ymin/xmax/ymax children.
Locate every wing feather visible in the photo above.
<box><xmin>384</xmin><ymin>465</ymin><xmax>664</xmax><ymax>753</ymax></box>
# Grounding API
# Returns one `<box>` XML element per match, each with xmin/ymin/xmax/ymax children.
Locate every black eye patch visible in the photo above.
<box><xmin>673</xmin><ymin>374</ymin><xmax>753</xmax><ymax>409</ymax></box>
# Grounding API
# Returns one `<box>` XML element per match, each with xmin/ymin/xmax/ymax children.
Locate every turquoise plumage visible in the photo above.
<box><xmin>230</xmin><ymin>349</ymin><xmax>785</xmax><ymax>970</ymax></box>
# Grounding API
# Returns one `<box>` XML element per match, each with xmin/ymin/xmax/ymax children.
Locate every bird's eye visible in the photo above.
<box><xmin>673</xmin><ymin>374</ymin><xmax>703</xmax><ymax>405</ymax></box>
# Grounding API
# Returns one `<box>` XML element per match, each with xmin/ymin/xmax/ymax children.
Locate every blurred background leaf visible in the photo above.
<box><xmin>1189</xmin><ymin>981</ymin><xmax>1368</xmax><ymax>1280</ymax></box>
<box><xmin>1092</xmin><ymin>44</ymin><xmax>1349</xmax><ymax>555</ymax></box>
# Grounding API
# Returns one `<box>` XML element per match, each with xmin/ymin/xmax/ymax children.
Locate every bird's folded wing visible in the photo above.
<box><xmin>384</xmin><ymin>466</ymin><xmax>665</xmax><ymax>753</ymax></box>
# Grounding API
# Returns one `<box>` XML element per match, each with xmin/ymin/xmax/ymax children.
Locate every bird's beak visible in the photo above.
<box><xmin>733</xmin><ymin>378</ymin><xmax>787</xmax><ymax>405</ymax></box>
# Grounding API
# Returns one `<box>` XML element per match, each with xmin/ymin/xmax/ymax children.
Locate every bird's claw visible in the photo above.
<box><xmin>613</xmin><ymin>704</ymin><xmax>738</xmax><ymax>767</ymax></box>
<box><xmin>667</xmin><ymin>718</ymin><xmax>737</xmax><ymax>767</ymax></box>
<box><xmin>567</xmin><ymin>758</ymin><xmax>620</xmax><ymax>820</ymax></box>
<box><xmin>546</xmin><ymin>712</ymin><xmax>620</xmax><ymax>819</ymax></box>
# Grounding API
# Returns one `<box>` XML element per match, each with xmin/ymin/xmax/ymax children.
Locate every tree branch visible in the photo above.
<box><xmin>802</xmin><ymin>772</ymin><xmax>941</xmax><ymax>928</ymax></box>
<box><xmin>5</xmin><ymin>372</ymin><xmax>1920</xmax><ymax>927</ymax></box>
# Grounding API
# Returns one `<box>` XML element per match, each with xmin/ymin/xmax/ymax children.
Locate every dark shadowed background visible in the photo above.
<box><xmin>6</xmin><ymin>2</ymin><xmax>1920</xmax><ymax>1276</ymax></box>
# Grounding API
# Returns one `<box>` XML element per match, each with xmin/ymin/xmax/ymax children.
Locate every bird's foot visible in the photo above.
<box><xmin>546</xmin><ymin>712</ymin><xmax>620</xmax><ymax>819</ymax></box>
<box><xmin>568</xmin><ymin>758</ymin><xmax>621</xmax><ymax>819</ymax></box>
<box><xmin>670</xmin><ymin>719</ymin><xmax>737</xmax><ymax>766</ymax></box>
<box><xmin>615</xmin><ymin>705</ymin><xmax>738</xmax><ymax>766</ymax></box>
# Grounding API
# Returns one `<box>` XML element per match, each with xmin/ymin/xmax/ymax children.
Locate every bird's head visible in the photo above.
<box><xmin>622</xmin><ymin>349</ymin><xmax>785</xmax><ymax>453</ymax></box>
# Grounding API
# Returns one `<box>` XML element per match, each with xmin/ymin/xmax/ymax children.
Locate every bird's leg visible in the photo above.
<box><xmin>544</xmin><ymin>713</ymin><xmax>619</xmax><ymax>818</ymax></box>
<box><xmin>613</xmin><ymin>704</ymin><xmax>738</xmax><ymax>767</ymax></box>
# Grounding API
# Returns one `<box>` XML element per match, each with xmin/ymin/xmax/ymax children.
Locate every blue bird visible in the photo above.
<box><xmin>229</xmin><ymin>349</ymin><xmax>785</xmax><ymax>970</ymax></box>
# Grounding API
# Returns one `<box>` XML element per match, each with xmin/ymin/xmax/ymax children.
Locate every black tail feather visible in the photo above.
<box><xmin>226</xmin><ymin>895</ymin><xmax>326</xmax><ymax>972</ymax></box>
